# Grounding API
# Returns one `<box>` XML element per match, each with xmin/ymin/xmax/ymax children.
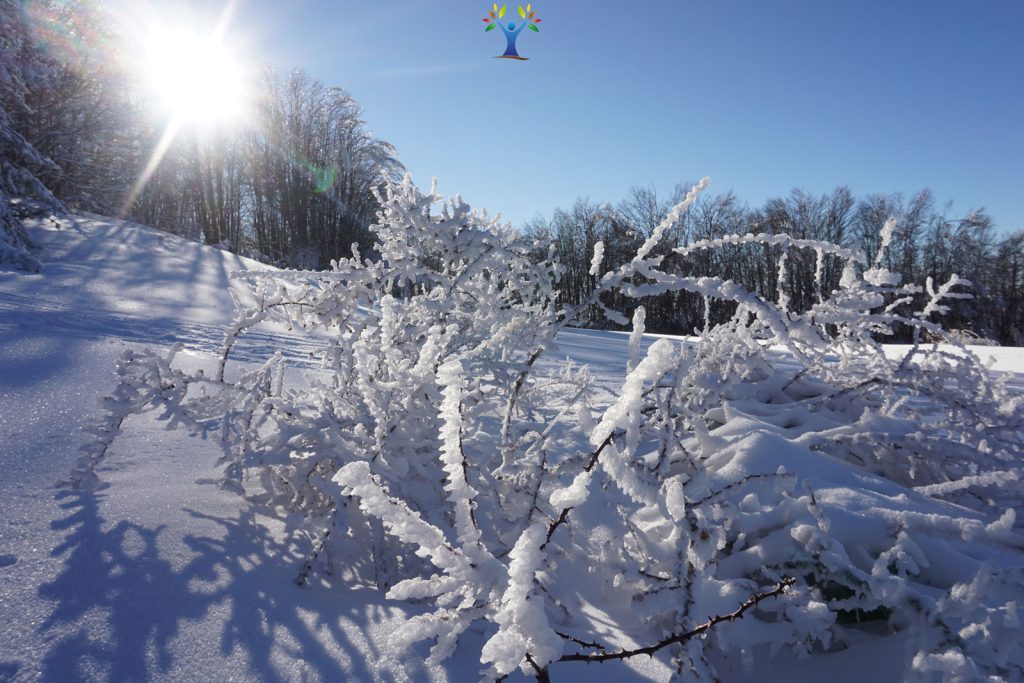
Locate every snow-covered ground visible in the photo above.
<box><xmin>0</xmin><ymin>216</ymin><xmax>420</xmax><ymax>681</ymax></box>
<box><xmin>1</xmin><ymin>215</ymin><xmax>1021</xmax><ymax>682</ymax></box>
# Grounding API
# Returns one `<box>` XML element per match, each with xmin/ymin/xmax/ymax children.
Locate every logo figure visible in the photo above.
<box><xmin>483</xmin><ymin>4</ymin><xmax>541</xmax><ymax>61</ymax></box>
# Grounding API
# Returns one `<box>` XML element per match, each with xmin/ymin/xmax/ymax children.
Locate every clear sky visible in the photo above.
<box><xmin>120</xmin><ymin>0</ymin><xmax>1024</xmax><ymax>232</ymax></box>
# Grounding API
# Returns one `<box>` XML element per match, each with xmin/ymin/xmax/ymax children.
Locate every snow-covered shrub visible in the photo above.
<box><xmin>78</xmin><ymin>176</ymin><xmax>1023</xmax><ymax>681</ymax></box>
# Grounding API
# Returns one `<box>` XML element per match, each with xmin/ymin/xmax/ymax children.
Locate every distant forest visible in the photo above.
<box><xmin>526</xmin><ymin>185</ymin><xmax>1024</xmax><ymax>345</ymax></box>
<box><xmin>2</xmin><ymin>1</ymin><xmax>1022</xmax><ymax>343</ymax></box>
<box><xmin>129</xmin><ymin>70</ymin><xmax>404</xmax><ymax>268</ymax></box>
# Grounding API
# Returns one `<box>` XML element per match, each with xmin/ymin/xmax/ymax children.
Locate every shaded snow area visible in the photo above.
<box><xmin>1</xmin><ymin>213</ymin><xmax>1023</xmax><ymax>682</ymax></box>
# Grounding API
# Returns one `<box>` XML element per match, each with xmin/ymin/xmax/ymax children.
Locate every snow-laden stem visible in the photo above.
<box><xmin>542</xmin><ymin>430</ymin><xmax>615</xmax><ymax>550</ymax></box>
<box><xmin>499</xmin><ymin>178</ymin><xmax>711</xmax><ymax>451</ymax></box>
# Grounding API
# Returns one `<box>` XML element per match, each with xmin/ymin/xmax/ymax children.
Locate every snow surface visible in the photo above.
<box><xmin>1</xmin><ymin>214</ymin><xmax>1021</xmax><ymax>682</ymax></box>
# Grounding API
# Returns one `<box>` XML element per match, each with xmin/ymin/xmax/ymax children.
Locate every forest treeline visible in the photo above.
<box><xmin>1</xmin><ymin>0</ymin><xmax>402</xmax><ymax>270</ymax></box>
<box><xmin>129</xmin><ymin>70</ymin><xmax>403</xmax><ymax>267</ymax></box>
<box><xmin>525</xmin><ymin>185</ymin><xmax>1024</xmax><ymax>345</ymax></box>
<box><xmin>2</xmin><ymin>1</ymin><xmax>1022</xmax><ymax>343</ymax></box>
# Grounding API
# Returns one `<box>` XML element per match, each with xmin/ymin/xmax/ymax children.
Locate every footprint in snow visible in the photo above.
<box><xmin>0</xmin><ymin>555</ymin><xmax>17</xmax><ymax>568</ymax></box>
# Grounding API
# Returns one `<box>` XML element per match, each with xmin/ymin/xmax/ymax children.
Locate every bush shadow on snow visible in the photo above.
<box><xmin>37</xmin><ymin>487</ymin><xmax>404</xmax><ymax>682</ymax></box>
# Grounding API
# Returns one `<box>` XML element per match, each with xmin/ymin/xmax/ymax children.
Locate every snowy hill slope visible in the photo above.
<box><xmin>0</xmin><ymin>215</ymin><xmax>420</xmax><ymax>682</ymax></box>
<box><xmin>1</xmin><ymin>213</ymin><xmax>1022</xmax><ymax>682</ymax></box>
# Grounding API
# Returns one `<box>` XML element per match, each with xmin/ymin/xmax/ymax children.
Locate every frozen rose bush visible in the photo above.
<box><xmin>77</xmin><ymin>176</ymin><xmax>1023</xmax><ymax>681</ymax></box>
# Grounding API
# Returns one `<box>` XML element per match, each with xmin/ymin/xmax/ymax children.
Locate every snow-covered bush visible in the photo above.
<box><xmin>78</xmin><ymin>176</ymin><xmax>1023</xmax><ymax>681</ymax></box>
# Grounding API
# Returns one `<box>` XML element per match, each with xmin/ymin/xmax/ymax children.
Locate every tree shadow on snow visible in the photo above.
<box><xmin>38</xmin><ymin>489</ymin><xmax>403</xmax><ymax>682</ymax></box>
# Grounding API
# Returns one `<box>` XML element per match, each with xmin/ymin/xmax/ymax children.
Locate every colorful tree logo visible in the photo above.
<box><xmin>483</xmin><ymin>4</ymin><xmax>541</xmax><ymax>61</ymax></box>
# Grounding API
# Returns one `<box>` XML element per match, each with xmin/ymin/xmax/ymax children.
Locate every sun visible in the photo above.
<box><xmin>119</xmin><ymin>8</ymin><xmax>252</xmax><ymax>216</ymax></box>
<box><xmin>142</xmin><ymin>28</ymin><xmax>249</xmax><ymax>127</ymax></box>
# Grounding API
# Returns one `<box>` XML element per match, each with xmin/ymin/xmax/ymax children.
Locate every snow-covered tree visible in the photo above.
<box><xmin>0</xmin><ymin>0</ymin><xmax>61</xmax><ymax>271</ymax></box>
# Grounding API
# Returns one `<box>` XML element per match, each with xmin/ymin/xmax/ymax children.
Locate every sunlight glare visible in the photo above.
<box><xmin>143</xmin><ymin>29</ymin><xmax>248</xmax><ymax>126</ymax></box>
<box><xmin>121</xmin><ymin>1</ymin><xmax>249</xmax><ymax>217</ymax></box>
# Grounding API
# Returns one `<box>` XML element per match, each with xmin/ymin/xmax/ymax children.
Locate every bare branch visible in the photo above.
<box><xmin>557</xmin><ymin>577</ymin><xmax>796</xmax><ymax>664</ymax></box>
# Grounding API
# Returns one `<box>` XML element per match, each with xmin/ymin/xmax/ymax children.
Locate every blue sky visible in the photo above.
<box><xmin>135</xmin><ymin>0</ymin><xmax>1024</xmax><ymax>231</ymax></box>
